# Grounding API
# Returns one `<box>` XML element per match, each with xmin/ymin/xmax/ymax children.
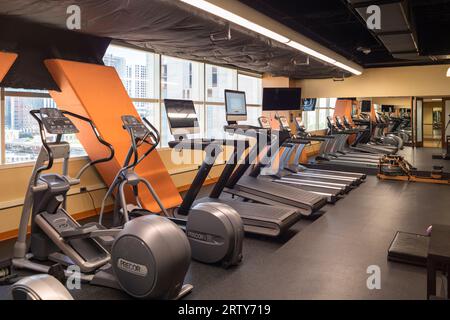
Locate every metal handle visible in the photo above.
<box><xmin>61</xmin><ymin>111</ymin><xmax>115</xmax><ymax>179</ymax></box>
<box><xmin>29</xmin><ymin>110</ymin><xmax>53</xmax><ymax>185</ymax></box>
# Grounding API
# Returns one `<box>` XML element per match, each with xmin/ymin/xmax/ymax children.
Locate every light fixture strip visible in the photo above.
<box><xmin>180</xmin><ymin>0</ymin><xmax>363</xmax><ymax>75</ymax></box>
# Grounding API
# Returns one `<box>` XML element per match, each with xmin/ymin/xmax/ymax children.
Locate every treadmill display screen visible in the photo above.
<box><xmin>164</xmin><ymin>99</ymin><xmax>199</xmax><ymax>129</ymax></box>
<box><xmin>263</xmin><ymin>88</ymin><xmax>302</xmax><ymax>111</ymax></box>
<box><xmin>225</xmin><ymin>90</ymin><xmax>247</xmax><ymax>116</ymax></box>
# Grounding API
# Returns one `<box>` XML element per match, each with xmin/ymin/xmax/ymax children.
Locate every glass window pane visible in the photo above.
<box><xmin>238</xmin><ymin>74</ymin><xmax>262</xmax><ymax>105</ymax></box>
<box><xmin>133</xmin><ymin>101</ymin><xmax>161</xmax><ymax>133</ymax></box>
<box><xmin>4</xmin><ymin>96</ymin><xmax>86</xmax><ymax>163</ymax></box>
<box><xmin>318</xmin><ymin>109</ymin><xmax>328</xmax><ymax>130</ymax></box>
<box><xmin>241</xmin><ymin>107</ymin><xmax>262</xmax><ymax>126</ymax></box>
<box><xmin>161</xmin><ymin>56</ymin><xmax>203</xmax><ymax>101</ymax></box>
<box><xmin>304</xmin><ymin>111</ymin><xmax>317</xmax><ymax>132</ymax></box>
<box><xmin>329</xmin><ymin>98</ymin><xmax>337</xmax><ymax>108</ymax></box>
<box><xmin>206</xmin><ymin>105</ymin><xmax>227</xmax><ymax>139</ymax></box>
<box><xmin>317</xmin><ymin>98</ymin><xmax>328</xmax><ymax>108</ymax></box>
<box><xmin>104</xmin><ymin>44</ymin><xmax>158</xmax><ymax>99</ymax></box>
<box><xmin>205</xmin><ymin>65</ymin><xmax>237</xmax><ymax>102</ymax></box>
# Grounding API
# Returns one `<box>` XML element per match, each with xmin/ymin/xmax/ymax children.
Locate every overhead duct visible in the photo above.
<box><xmin>347</xmin><ymin>0</ymin><xmax>432</xmax><ymax>63</ymax></box>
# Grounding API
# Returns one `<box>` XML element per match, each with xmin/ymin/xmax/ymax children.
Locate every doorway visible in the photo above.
<box><xmin>423</xmin><ymin>99</ymin><xmax>443</xmax><ymax>148</ymax></box>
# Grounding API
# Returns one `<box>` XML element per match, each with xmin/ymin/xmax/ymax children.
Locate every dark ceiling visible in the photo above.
<box><xmin>240</xmin><ymin>0</ymin><xmax>450</xmax><ymax>68</ymax></box>
<box><xmin>1</xmin><ymin>0</ymin><xmax>449</xmax><ymax>84</ymax></box>
<box><xmin>0</xmin><ymin>0</ymin><xmax>351</xmax><ymax>81</ymax></box>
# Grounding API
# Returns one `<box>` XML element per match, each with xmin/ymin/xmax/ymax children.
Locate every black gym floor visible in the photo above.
<box><xmin>1</xmin><ymin>147</ymin><xmax>449</xmax><ymax>300</ymax></box>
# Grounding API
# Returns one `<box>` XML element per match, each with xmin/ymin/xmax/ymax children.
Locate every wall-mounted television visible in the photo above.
<box><xmin>262</xmin><ymin>88</ymin><xmax>302</xmax><ymax>111</ymax></box>
<box><xmin>301</xmin><ymin>98</ymin><xmax>317</xmax><ymax>112</ymax></box>
<box><xmin>361</xmin><ymin>100</ymin><xmax>372</xmax><ymax>113</ymax></box>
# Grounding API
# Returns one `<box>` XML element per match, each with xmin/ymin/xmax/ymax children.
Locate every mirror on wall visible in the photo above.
<box><xmin>347</xmin><ymin>97</ymin><xmax>413</xmax><ymax>146</ymax></box>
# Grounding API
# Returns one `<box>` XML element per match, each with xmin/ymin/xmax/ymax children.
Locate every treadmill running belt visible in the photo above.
<box><xmin>234</xmin><ymin>176</ymin><xmax>326</xmax><ymax>216</ymax></box>
<box><xmin>196</xmin><ymin>198</ymin><xmax>300</xmax><ymax>237</ymax></box>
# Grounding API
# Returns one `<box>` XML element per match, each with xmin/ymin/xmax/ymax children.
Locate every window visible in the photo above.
<box><xmin>161</xmin><ymin>56</ymin><xmax>203</xmax><ymax>101</ymax></box>
<box><xmin>2</xmin><ymin>93</ymin><xmax>86</xmax><ymax>164</ymax></box>
<box><xmin>212</xmin><ymin>67</ymin><xmax>218</xmax><ymax>87</ymax></box>
<box><xmin>238</xmin><ymin>74</ymin><xmax>263</xmax><ymax>127</ymax></box>
<box><xmin>206</xmin><ymin>105</ymin><xmax>227</xmax><ymax>139</ymax></box>
<box><xmin>2</xmin><ymin>44</ymin><xmax>263</xmax><ymax>166</ymax></box>
<box><xmin>238</xmin><ymin>74</ymin><xmax>262</xmax><ymax>105</ymax></box>
<box><xmin>205</xmin><ymin>65</ymin><xmax>237</xmax><ymax>102</ymax></box>
<box><xmin>104</xmin><ymin>45</ymin><xmax>159</xmax><ymax>100</ymax></box>
<box><xmin>302</xmin><ymin>98</ymin><xmax>337</xmax><ymax>132</ymax></box>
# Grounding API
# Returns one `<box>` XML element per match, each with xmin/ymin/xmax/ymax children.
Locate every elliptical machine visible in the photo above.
<box><xmin>12</xmin><ymin>108</ymin><xmax>192</xmax><ymax>300</ymax></box>
<box><xmin>98</xmin><ymin>115</ymin><xmax>244</xmax><ymax>268</ymax></box>
<box><xmin>374</xmin><ymin>113</ymin><xmax>403</xmax><ymax>149</ymax></box>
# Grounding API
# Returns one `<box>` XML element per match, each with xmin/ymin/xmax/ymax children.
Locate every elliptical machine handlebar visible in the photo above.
<box><xmin>120</xmin><ymin>116</ymin><xmax>160</xmax><ymax>171</ymax></box>
<box><xmin>29</xmin><ymin>109</ymin><xmax>115</xmax><ymax>186</ymax></box>
<box><xmin>62</xmin><ymin>111</ymin><xmax>115</xmax><ymax>179</ymax></box>
<box><xmin>29</xmin><ymin>110</ymin><xmax>54</xmax><ymax>183</ymax></box>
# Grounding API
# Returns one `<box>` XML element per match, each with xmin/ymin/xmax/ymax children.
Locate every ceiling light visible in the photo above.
<box><xmin>180</xmin><ymin>0</ymin><xmax>289</xmax><ymax>43</ymax></box>
<box><xmin>180</xmin><ymin>0</ymin><xmax>363</xmax><ymax>76</ymax></box>
<box><xmin>286</xmin><ymin>41</ymin><xmax>336</xmax><ymax>65</ymax></box>
<box><xmin>447</xmin><ymin>67</ymin><xmax>450</xmax><ymax>77</ymax></box>
<box><xmin>333</xmin><ymin>62</ymin><xmax>363</xmax><ymax>76</ymax></box>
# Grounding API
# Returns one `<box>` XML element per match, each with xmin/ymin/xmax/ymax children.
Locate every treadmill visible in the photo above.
<box><xmin>275</xmin><ymin>115</ymin><xmax>365</xmax><ymax>186</ymax></box>
<box><xmin>335</xmin><ymin>116</ymin><xmax>384</xmax><ymax>160</ymax></box>
<box><xmin>164</xmin><ymin>95</ymin><xmax>300</xmax><ymax>237</ymax></box>
<box><xmin>312</xmin><ymin>117</ymin><xmax>380</xmax><ymax>169</ymax></box>
<box><xmin>257</xmin><ymin>116</ymin><xmax>347</xmax><ymax>203</ymax></box>
<box><xmin>292</xmin><ymin>116</ymin><xmax>367</xmax><ymax>183</ymax></box>
<box><xmin>222</xmin><ymin>90</ymin><xmax>327</xmax><ymax>216</ymax></box>
<box><xmin>351</xmin><ymin>113</ymin><xmax>397</xmax><ymax>154</ymax></box>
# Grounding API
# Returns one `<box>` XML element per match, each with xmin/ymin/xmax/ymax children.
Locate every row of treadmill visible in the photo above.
<box><xmin>5</xmin><ymin>90</ymin><xmax>404</xmax><ymax>300</ymax></box>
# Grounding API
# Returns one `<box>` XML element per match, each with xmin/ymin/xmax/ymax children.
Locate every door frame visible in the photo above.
<box><xmin>443</xmin><ymin>98</ymin><xmax>450</xmax><ymax>150</ymax></box>
<box><xmin>414</xmin><ymin>97</ymin><xmax>424</xmax><ymax>147</ymax></box>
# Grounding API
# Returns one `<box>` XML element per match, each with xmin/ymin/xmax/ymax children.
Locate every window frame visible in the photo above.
<box><xmin>303</xmin><ymin>98</ymin><xmax>337</xmax><ymax>132</ymax></box>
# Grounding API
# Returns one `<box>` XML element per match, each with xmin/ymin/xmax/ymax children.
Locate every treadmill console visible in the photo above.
<box><xmin>278</xmin><ymin>116</ymin><xmax>291</xmax><ymax>131</ymax></box>
<box><xmin>39</xmin><ymin>108</ymin><xmax>79</xmax><ymax>135</ymax></box>
<box><xmin>258</xmin><ymin>116</ymin><xmax>271</xmax><ymax>129</ymax></box>
<box><xmin>294</xmin><ymin>117</ymin><xmax>305</xmax><ymax>129</ymax></box>
<box><xmin>121</xmin><ymin>115</ymin><xmax>149</xmax><ymax>140</ymax></box>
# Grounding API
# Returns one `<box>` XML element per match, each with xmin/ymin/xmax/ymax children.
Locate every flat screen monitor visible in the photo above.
<box><xmin>164</xmin><ymin>99</ymin><xmax>200</xmax><ymax>135</ymax></box>
<box><xmin>382</xmin><ymin>105</ymin><xmax>395</xmax><ymax>113</ymax></box>
<box><xmin>361</xmin><ymin>100</ymin><xmax>372</xmax><ymax>113</ymax></box>
<box><xmin>225</xmin><ymin>90</ymin><xmax>247</xmax><ymax>122</ymax></box>
<box><xmin>301</xmin><ymin>98</ymin><xmax>317</xmax><ymax>111</ymax></box>
<box><xmin>262</xmin><ymin>88</ymin><xmax>302</xmax><ymax>111</ymax></box>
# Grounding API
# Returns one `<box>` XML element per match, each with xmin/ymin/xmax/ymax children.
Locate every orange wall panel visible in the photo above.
<box><xmin>45</xmin><ymin>59</ymin><xmax>182</xmax><ymax>212</ymax></box>
<box><xmin>0</xmin><ymin>52</ymin><xmax>17</xmax><ymax>82</ymax></box>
